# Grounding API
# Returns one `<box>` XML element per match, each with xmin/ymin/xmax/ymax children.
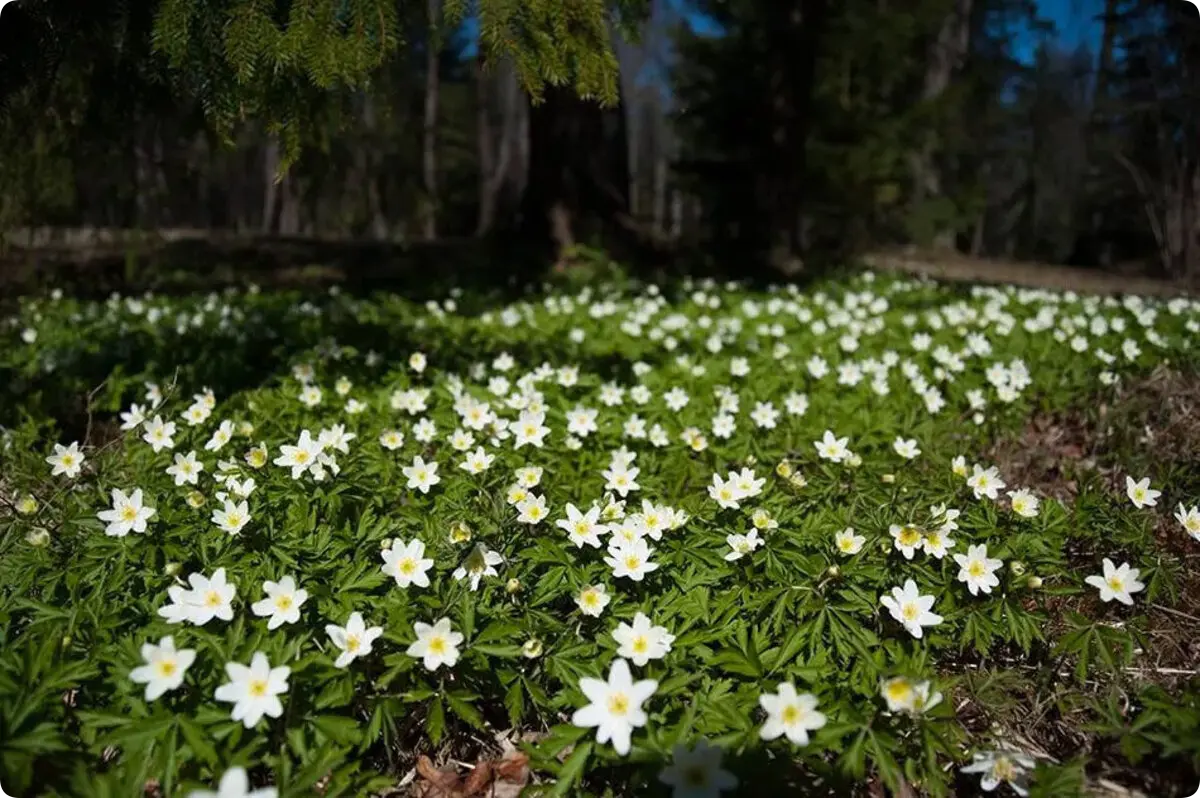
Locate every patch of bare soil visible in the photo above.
<box><xmin>988</xmin><ymin>365</ymin><xmax>1200</xmax><ymax>502</ymax></box>
<box><xmin>970</xmin><ymin>367</ymin><xmax>1200</xmax><ymax>796</ymax></box>
<box><xmin>865</xmin><ymin>248</ymin><xmax>1197</xmax><ymax>298</ymax></box>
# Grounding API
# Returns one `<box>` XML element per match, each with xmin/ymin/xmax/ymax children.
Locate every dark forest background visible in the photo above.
<box><xmin>0</xmin><ymin>0</ymin><xmax>1197</xmax><ymax>283</ymax></box>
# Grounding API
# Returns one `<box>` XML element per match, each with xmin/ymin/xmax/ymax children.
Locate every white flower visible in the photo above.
<box><xmin>724</xmin><ymin>529</ymin><xmax>763</xmax><ymax>561</ymax></box>
<box><xmin>403</xmin><ymin>455</ymin><xmax>440</xmax><ymax>494</ymax></box>
<box><xmin>97</xmin><ymin>488</ymin><xmax>156</xmax><ymax>537</ymax></box>
<box><xmin>142</xmin><ymin>415</ymin><xmax>177</xmax><ymax>452</ymax></box>
<box><xmin>892</xmin><ymin>437</ymin><xmax>921</xmax><ymax>460</ymax></box>
<box><xmin>951</xmin><ymin>455</ymin><xmax>968</xmax><ymax>477</ymax></box>
<box><xmin>459</xmin><ymin>446</ymin><xmax>494</xmax><ymax>474</ymax></box>
<box><xmin>966</xmin><ymin>464</ymin><xmax>1005</xmax><ymax>500</ymax></box>
<box><xmin>166</xmin><ymin>451</ymin><xmax>205</xmax><ymax>486</ymax></box>
<box><xmin>880</xmin><ymin>579</ymin><xmax>943</xmax><ymax>638</ymax></box>
<box><xmin>835</xmin><ymin>527</ymin><xmax>865</xmax><ymax>555</ymax></box>
<box><xmin>273</xmin><ymin>430</ymin><xmax>324</xmax><ymax>479</ymax></box>
<box><xmin>1084</xmin><ymin>558</ymin><xmax>1145</xmax><ymax>605</ymax></box>
<box><xmin>453</xmin><ymin>544</ymin><xmax>504</xmax><ymax>591</ymax></box>
<box><xmin>1175</xmin><ymin>503</ymin><xmax>1200</xmax><ymax>541</ymax></box>
<box><xmin>953</xmin><ymin>544</ymin><xmax>1003</xmax><ymax>596</ymax></box>
<box><xmin>119</xmin><ymin>403</ymin><xmax>147</xmax><ymax>431</ymax></box>
<box><xmin>406</xmin><ymin>617</ymin><xmax>464</xmax><ymax>671</ymax></box>
<box><xmin>571</xmin><ymin>658</ymin><xmax>658</xmax><ymax>756</ymax></box>
<box><xmin>326</xmin><ymin>612</ymin><xmax>383</xmax><ymax>668</ymax></box>
<box><xmin>187</xmin><ymin>766</ymin><xmax>278</xmax><ymax>798</ymax></box>
<box><xmin>516</xmin><ymin>493</ymin><xmax>549</xmax><ymax>524</ymax></box>
<box><xmin>46</xmin><ymin>442</ymin><xmax>85</xmax><ymax>478</ymax></box>
<box><xmin>603</xmin><ymin>464</ymin><xmax>641</xmax><ymax>497</ymax></box>
<box><xmin>183</xmin><ymin>568</ymin><xmax>237</xmax><ymax>626</ymax></box>
<box><xmin>814</xmin><ymin>430</ymin><xmax>849</xmax><ymax>463</ymax></box>
<box><xmin>576</xmin><ymin>584</ymin><xmax>612</xmax><ymax>617</ymax></box>
<box><xmin>880</xmin><ymin>676</ymin><xmax>942</xmax><ymax>715</ymax></box>
<box><xmin>604</xmin><ymin>538</ymin><xmax>659</xmax><ymax>581</ymax></box>
<box><xmin>205</xmin><ymin>420</ymin><xmax>235</xmax><ymax>452</ymax></box>
<box><xmin>129</xmin><ymin>636</ymin><xmax>195</xmax><ymax>701</ymax></box>
<box><xmin>961</xmin><ymin>751</ymin><xmax>1036</xmax><ymax>796</ymax></box>
<box><xmin>1125</xmin><ymin>476</ymin><xmax>1160</xmax><ymax>509</ymax></box>
<box><xmin>921</xmin><ymin>527</ymin><xmax>955</xmax><ymax>559</ymax></box>
<box><xmin>379</xmin><ymin>429</ymin><xmax>405</xmax><ymax>450</ymax></box>
<box><xmin>557</xmin><ymin>503</ymin><xmax>608</xmax><ymax>548</ymax></box>
<box><xmin>211</xmin><ymin>499</ymin><xmax>251</xmax><ymax>535</ymax></box>
<box><xmin>214</xmin><ymin>652</ymin><xmax>290</xmax><ymax>728</ymax></box>
<box><xmin>1007</xmin><ymin>489</ymin><xmax>1040</xmax><ymax>518</ymax></box>
<box><xmin>513</xmin><ymin>409</ymin><xmax>550</xmax><ymax>448</ymax></box>
<box><xmin>890</xmin><ymin>524</ymin><xmax>923</xmax><ymax>560</ymax></box>
<box><xmin>250</xmin><ymin>576</ymin><xmax>308</xmax><ymax>630</ymax></box>
<box><xmin>381</xmin><ymin>538</ymin><xmax>435</xmax><ymax>588</ymax></box>
<box><xmin>758</xmin><ymin>682</ymin><xmax>827</xmax><ymax>746</ymax></box>
<box><xmin>611</xmin><ymin>612</ymin><xmax>675</xmax><ymax>666</ymax></box>
<box><xmin>658</xmin><ymin>738</ymin><xmax>738</xmax><ymax>798</ymax></box>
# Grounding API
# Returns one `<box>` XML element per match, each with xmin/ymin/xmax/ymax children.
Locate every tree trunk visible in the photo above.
<box><xmin>519</xmin><ymin>85</ymin><xmax>631</xmax><ymax>264</ymax></box>
<box><xmin>910</xmin><ymin>0</ymin><xmax>974</xmax><ymax>249</ymax></box>
<box><xmin>262</xmin><ymin>137</ymin><xmax>279</xmax><ymax>234</ymax></box>
<box><xmin>421</xmin><ymin>0</ymin><xmax>440</xmax><ymax>241</ymax></box>
<box><xmin>476</xmin><ymin>59</ymin><xmax>519</xmax><ymax>236</ymax></box>
<box><xmin>653</xmin><ymin>155</ymin><xmax>667</xmax><ymax>235</ymax></box>
<box><xmin>763</xmin><ymin>0</ymin><xmax>830</xmax><ymax>273</ymax></box>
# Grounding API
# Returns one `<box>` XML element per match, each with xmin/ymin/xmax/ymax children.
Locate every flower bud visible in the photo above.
<box><xmin>522</xmin><ymin>638</ymin><xmax>543</xmax><ymax>659</ymax></box>
<box><xmin>16</xmin><ymin>495</ymin><xmax>38</xmax><ymax>515</ymax></box>
<box><xmin>26</xmin><ymin>527</ymin><xmax>50</xmax><ymax>547</ymax></box>
<box><xmin>505</xmin><ymin>578</ymin><xmax>522</xmax><ymax>594</ymax></box>
<box><xmin>164</xmin><ymin>562</ymin><xmax>181</xmax><ymax>576</ymax></box>
<box><xmin>1009</xmin><ymin>561</ymin><xmax>1027</xmax><ymax>576</ymax></box>
<box><xmin>1026</xmin><ymin>575</ymin><xmax>1042</xmax><ymax>589</ymax></box>
<box><xmin>186</xmin><ymin>491</ymin><xmax>205</xmax><ymax>508</ymax></box>
<box><xmin>847</xmin><ymin>454</ymin><xmax>863</xmax><ymax>468</ymax></box>
<box><xmin>826</xmin><ymin>565</ymin><xmax>840</xmax><ymax>578</ymax></box>
<box><xmin>881</xmin><ymin>474</ymin><xmax>896</xmax><ymax>484</ymax></box>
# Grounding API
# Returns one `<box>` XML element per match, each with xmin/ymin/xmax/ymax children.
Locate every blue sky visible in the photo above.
<box><xmin>1013</xmin><ymin>0</ymin><xmax>1104</xmax><ymax>63</ymax></box>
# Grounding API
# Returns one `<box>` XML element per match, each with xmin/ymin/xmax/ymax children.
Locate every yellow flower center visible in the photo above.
<box><xmin>886</xmin><ymin>681</ymin><xmax>912</xmax><ymax>703</ymax></box>
<box><xmin>121</xmin><ymin>506</ymin><xmax>138</xmax><ymax>522</ymax></box>
<box><xmin>156</xmin><ymin>659</ymin><xmax>178</xmax><ymax>678</ymax></box>
<box><xmin>294</xmin><ymin>451</ymin><xmax>309</xmax><ymax>463</ymax></box>
<box><xmin>276</xmin><ymin>595</ymin><xmax>293</xmax><ymax>610</ymax></box>
<box><xmin>1107</xmin><ymin>576</ymin><xmax>1123</xmax><ymax>591</ymax></box>
<box><xmin>345</xmin><ymin>634</ymin><xmax>361</xmax><ymax>652</ymax></box>
<box><xmin>898</xmin><ymin>527</ymin><xmax>921</xmax><ymax>546</ymax></box>
<box><xmin>399</xmin><ymin>559</ymin><xmax>416</xmax><ymax>575</ymax></box>
<box><xmin>205</xmin><ymin>591</ymin><xmax>222</xmax><ymax>607</ymax></box>
<box><xmin>428</xmin><ymin>636</ymin><xmax>447</xmax><ymax>655</ymax></box>
<box><xmin>968</xmin><ymin>562</ymin><xmax>985</xmax><ymax>578</ymax></box>
<box><xmin>632</xmin><ymin>636</ymin><xmax>649</xmax><ymax>654</ymax></box>
<box><xmin>683</xmin><ymin>766</ymin><xmax>708</xmax><ymax>787</ymax></box>
<box><xmin>781</xmin><ymin>704</ymin><xmax>803</xmax><ymax>725</ymax></box>
<box><xmin>607</xmin><ymin>692</ymin><xmax>630</xmax><ymax>716</ymax></box>
<box><xmin>248</xmin><ymin>679</ymin><xmax>268</xmax><ymax>698</ymax></box>
<box><xmin>624</xmin><ymin>555</ymin><xmax>641</xmax><ymax>570</ymax></box>
<box><xmin>902</xmin><ymin>602</ymin><xmax>919</xmax><ymax>621</ymax></box>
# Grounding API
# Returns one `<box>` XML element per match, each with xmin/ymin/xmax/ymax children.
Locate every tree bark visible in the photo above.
<box><xmin>519</xmin><ymin>85</ymin><xmax>631</xmax><ymax>264</ymax></box>
<box><xmin>910</xmin><ymin>0</ymin><xmax>974</xmax><ymax>249</ymax></box>
<box><xmin>421</xmin><ymin>0</ymin><xmax>440</xmax><ymax>241</ymax></box>
<box><xmin>762</xmin><ymin>0</ymin><xmax>830</xmax><ymax>273</ymax></box>
<box><xmin>476</xmin><ymin>59</ymin><xmax>519</xmax><ymax>236</ymax></box>
<box><xmin>262</xmin><ymin>136</ymin><xmax>279</xmax><ymax>234</ymax></box>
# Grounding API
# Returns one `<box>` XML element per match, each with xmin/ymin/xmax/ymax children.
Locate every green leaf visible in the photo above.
<box><xmin>426</xmin><ymin>696</ymin><xmax>445</xmax><ymax>745</ymax></box>
<box><xmin>446</xmin><ymin>692</ymin><xmax>486</xmax><ymax>730</ymax></box>
<box><xmin>177</xmin><ymin>717</ymin><xmax>218</xmax><ymax>766</ymax></box>
<box><xmin>311</xmin><ymin>715</ymin><xmax>362</xmax><ymax>746</ymax></box>
<box><xmin>550</xmin><ymin>742</ymin><xmax>592</xmax><ymax>796</ymax></box>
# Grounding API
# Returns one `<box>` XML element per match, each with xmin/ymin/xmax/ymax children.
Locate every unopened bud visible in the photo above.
<box><xmin>522</xmin><ymin>638</ymin><xmax>543</xmax><ymax>659</ymax></box>
<box><xmin>1009</xmin><ymin>561</ymin><xmax>1027</xmax><ymax>576</ymax></box>
<box><xmin>1026</xmin><ymin>575</ymin><xmax>1042</xmax><ymax>589</ymax></box>
<box><xmin>26</xmin><ymin>527</ymin><xmax>50</xmax><ymax>547</ymax></box>
<box><xmin>506</xmin><ymin>578</ymin><xmax>522</xmax><ymax>594</ymax></box>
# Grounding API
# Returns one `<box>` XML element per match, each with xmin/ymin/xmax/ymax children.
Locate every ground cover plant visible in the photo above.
<box><xmin>1</xmin><ymin>270</ymin><xmax>1199</xmax><ymax>797</ymax></box>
